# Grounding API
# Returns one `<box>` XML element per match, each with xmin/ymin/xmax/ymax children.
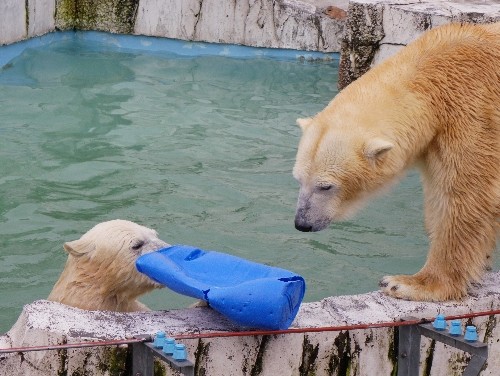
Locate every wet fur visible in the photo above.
<box><xmin>48</xmin><ymin>220</ymin><xmax>168</xmax><ymax>311</ymax></box>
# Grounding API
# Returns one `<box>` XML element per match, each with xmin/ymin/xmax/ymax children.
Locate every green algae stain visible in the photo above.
<box><xmin>97</xmin><ymin>347</ymin><xmax>129</xmax><ymax>376</ymax></box>
<box><xmin>55</xmin><ymin>0</ymin><xmax>139</xmax><ymax>33</ymax></box>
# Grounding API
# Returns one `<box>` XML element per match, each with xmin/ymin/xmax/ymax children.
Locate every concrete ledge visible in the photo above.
<box><xmin>1</xmin><ymin>271</ymin><xmax>499</xmax><ymax>375</ymax></box>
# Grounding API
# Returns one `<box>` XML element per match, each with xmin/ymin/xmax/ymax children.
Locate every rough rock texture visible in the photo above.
<box><xmin>133</xmin><ymin>0</ymin><xmax>346</xmax><ymax>51</ymax></box>
<box><xmin>339</xmin><ymin>0</ymin><xmax>500</xmax><ymax>89</ymax></box>
<box><xmin>1</xmin><ymin>271</ymin><xmax>499</xmax><ymax>375</ymax></box>
<box><xmin>0</xmin><ymin>0</ymin><xmax>347</xmax><ymax>52</ymax></box>
<box><xmin>0</xmin><ymin>1</ymin><xmax>26</xmax><ymax>45</ymax></box>
<box><xmin>55</xmin><ymin>0</ymin><xmax>140</xmax><ymax>33</ymax></box>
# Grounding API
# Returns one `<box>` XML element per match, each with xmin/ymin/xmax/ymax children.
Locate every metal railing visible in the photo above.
<box><xmin>398</xmin><ymin>317</ymin><xmax>487</xmax><ymax>376</ymax></box>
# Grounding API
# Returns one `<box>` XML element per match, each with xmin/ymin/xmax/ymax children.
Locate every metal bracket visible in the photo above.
<box><xmin>131</xmin><ymin>335</ymin><xmax>194</xmax><ymax>376</ymax></box>
<box><xmin>398</xmin><ymin>317</ymin><xmax>488</xmax><ymax>376</ymax></box>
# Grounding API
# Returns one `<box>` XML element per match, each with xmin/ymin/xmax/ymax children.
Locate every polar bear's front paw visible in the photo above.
<box><xmin>379</xmin><ymin>275</ymin><xmax>419</xmax><ymax>300</ymax></box>
<box><xmin>379</xmin><ymin>273</ymin><xmax>465</xmax><ymax>301</ymax></box>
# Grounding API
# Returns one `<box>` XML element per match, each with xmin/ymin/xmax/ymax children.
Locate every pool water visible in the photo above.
<box><xmin>1</xmin><ymin>36</ymin><xmax>489</xmax><ymax>334</ymax></box>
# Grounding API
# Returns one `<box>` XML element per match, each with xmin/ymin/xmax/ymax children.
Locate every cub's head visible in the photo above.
<box><xmin>63</xmin><ymin>219</ymin><xmax>168</xmax><ymax>294</ymax></box>
<box><xmin>293</xmin><ymin>117</ymin><xmax>397</xmax><ymax>232</ymax></box>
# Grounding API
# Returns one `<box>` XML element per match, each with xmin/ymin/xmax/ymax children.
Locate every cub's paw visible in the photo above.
<box><xmin>379</xmin><ymin>274</ymin><xmax>463</xmax><ymax>301</ymax></box>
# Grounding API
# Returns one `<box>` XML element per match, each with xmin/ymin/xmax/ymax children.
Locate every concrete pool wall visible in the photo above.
<box><xmin>0</xmin><ymin>0</ymin><xmax>347</xmax><ymax>52</ymax></box>
<box><xmin>1</xmin><ymin>273</ymin><xmax>499</xmax><ymax>375</ymax></box>
<box><xmin>1</xmin><ymin>0</ymin><xmax>499</xmax><ymax>375</ymax></box>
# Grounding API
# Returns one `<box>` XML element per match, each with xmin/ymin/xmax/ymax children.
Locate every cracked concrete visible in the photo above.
<box><xmin>1</xmin><ymin>0</ymin><xmax>346</xmax><ymax>51</ymax></box>
<box><xmin>1</xmin><ymin>271</ymin><xmax>499</xmax><ymax>375</ymax></box>
<box><xmin>132</xmin><ymin>0</ymin><xmax>345</xmax><ymax>51</ymax></box>
<box><xmin>339</xmin><ymin>0</ymin><xmax>500</xmax><ymax>88</ymax></box>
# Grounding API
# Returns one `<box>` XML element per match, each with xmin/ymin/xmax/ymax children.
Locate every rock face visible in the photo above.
<box><xmin>134</xmin><ymin>0</ymin><xmax>347</xmax><ymax>52</ymax></box>
<box><xmin>1</xmin><ymin>271</ymin><xmax>500</xmax><ymax>375</ymax></box>
<box><xmin>1</xmin><ymin>0</ymin><xmax>347</xmax><ymax>52</ymax></box>
<box><xmin>338</xmin><ymin>0</ymin><xmax>500</xmax><ymax>89</ymax></box>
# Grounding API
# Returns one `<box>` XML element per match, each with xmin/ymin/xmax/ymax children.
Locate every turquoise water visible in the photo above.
<box><xmin>0</xmin><ymin>37</ymin><xmax>474</xmax><ymax>334</ymax></box>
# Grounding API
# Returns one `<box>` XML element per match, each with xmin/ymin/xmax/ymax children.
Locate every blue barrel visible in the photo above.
<box><xmin>136</xmin><ymin>245</ymin><xmax>306</xmax><ymax>330</ymax></box>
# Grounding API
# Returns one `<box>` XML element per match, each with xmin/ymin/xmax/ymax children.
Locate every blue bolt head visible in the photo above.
<box><xmin>433</xmin><ymin>314</ymin><xmax>447</xmax><ymax>331</ymax></box>
<box><xmin>163</xmin><ymin>338</ymin><xmax>176</xmax><ymax>355</ymax></box>
<box><xmin>464</xmin><ymin>326</ymin><xmax>478</xmax><ymax>342</ymax></box>
<box><xmin>449</xmin><ymin>320</ymin><xmax>462</xmax><ymax>336</ymax></box>
<box><xmin>173</xmin><ymin>343</ymin><xmax>187</xmax><ymax>361</ymax></box>
<box><xmin>153</xmin><ymin>331</ymin><xmax>166</xmax><ymax>348</ymax></box>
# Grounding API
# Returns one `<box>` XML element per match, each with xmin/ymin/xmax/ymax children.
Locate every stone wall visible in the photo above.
<box><xmin>338</xmin><ymin>0</ymin><xmax>500</xmax><ymax>88</ymax></box>
<box><xmin>1</xmin><ymin>271</ymin><xmax>499</xmax><ymax>375</ymax></box>
<box><xmin>0</xmin><ymin>0</ymin><xmax>348</xmax><ymax>52</ymax></box>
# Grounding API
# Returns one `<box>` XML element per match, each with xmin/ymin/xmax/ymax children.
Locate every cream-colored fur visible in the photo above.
<box><xmin>293</xmin><ymin>22</ymin><xmax>500</xmax><ymax>301</ymax></box>
<box><xmin>48</xmin><ymin>220</ymin><xmax>169</xmax><ymax>311</ymax></box>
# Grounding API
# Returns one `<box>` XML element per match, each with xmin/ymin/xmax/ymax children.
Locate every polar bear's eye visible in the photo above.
<box><xmin>131</xmin><ymin>240</ymin><xmax>145</xmax><ymax>251</ymax></box>
<box><xmin>319</xmin><ymin>185</ymin><xmax>333</xmax><ymax>191</ymax></box>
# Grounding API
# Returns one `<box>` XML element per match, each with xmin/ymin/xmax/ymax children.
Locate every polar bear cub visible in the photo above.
<box><xmin>48</xmin><ymin>219</ymin><xmax>169</xmax><ymax>311</ymax></box>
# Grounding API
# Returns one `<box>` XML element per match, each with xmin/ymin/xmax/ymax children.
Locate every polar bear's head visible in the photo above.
<box><xmin>293</xmin><ymin>116</ymin><xmax>400</xmax><ymax>232</ymax></box>
<box><xmin>49</xmin><ymin>219</ymin><xmax>169</xmax><ymax>311</ymax></box>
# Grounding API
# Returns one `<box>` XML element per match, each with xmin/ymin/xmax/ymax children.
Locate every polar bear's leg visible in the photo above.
<box><xmin>380</xmin><ymin>157</ymin><xmax>498</xmax><ymax>301</ymax></box>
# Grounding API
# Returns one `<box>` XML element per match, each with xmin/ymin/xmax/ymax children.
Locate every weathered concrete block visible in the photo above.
<box><xmin>339</xmin><ymin>0</ymin><xmax>500</xmax><ymax>88</ymax></box>
<box><xmin>55</xmin><ymin>0</ymin><xmax>140</xmax><ymax>33</ymax></box>
<box><xmin>134</xmin><ymin>0</ymin><xmax>346</xmax><ymax>52</ymax></box>
<box><xmin>338</xmin><ymin>0</ymin><xmax>384</xmax><ymax>90</ymax></box>
<box><xmin>0</xmin><ymin>1</ymin><xmax>27</xmax><ymax>45</ymax></box>
<box><xmin>28</xmin><ymin>0</ymin><xmax>56</xmax><ymax>38</ymax></box>
<box><xmin>1</xmin><ymin>271</ymin><xmax>499</xmax><ymax>375</ymax></box>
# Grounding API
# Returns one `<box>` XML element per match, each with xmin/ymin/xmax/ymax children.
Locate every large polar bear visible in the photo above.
<box><xmin>48</xmin><ymin>220</ymin><xmax>169</xmax><ymax>311</ymax></box>
<box><xmin>293</xmin><ymin>22</ymin><xmax>499</xmax><ymax>301</ymax></box>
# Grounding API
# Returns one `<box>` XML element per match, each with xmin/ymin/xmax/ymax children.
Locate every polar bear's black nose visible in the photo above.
<box><xmin>295</xmin><ymin>221</ymin><xmax>312</xmax><ymax>232</ymax></box>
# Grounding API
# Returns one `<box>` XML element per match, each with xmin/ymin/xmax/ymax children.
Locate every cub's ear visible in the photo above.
<box><xmin>364</xmin><ymin>138</ymin><xmax>393</xmax><ymax>159</ymax></box>
<box><xmin>296</xmin><ymin>118</ymin><xmax>313</xmax><ymax>131</ymax></box>
<box><xmin>63</xmin><ymin>238</ymin><xmax>95</xmax><ymax>258</ymax></box>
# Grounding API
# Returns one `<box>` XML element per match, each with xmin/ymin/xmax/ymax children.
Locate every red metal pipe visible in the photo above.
<box><xmin>0</xmin><ymin>337</ymin><xmax>146</xmax><ymax>354</ymax></box>
<box><xmin>173</xmin><ymin>309</ymin><xmax>500</xmax><ymax>340</ymax></box>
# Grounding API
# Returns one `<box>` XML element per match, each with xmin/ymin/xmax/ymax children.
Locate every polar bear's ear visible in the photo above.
<box><xmin>63</xmin><ymin>238</ymin><xmax>95</xmax><ymax>257</ymax></box>
<box><xmin>296</xmin><ymin>118</ymin><xmax>313</xmax><ymax>131</ymax></box>
<box><xmin>364</xmin><ymin>138</ymin><xmax>394</xmax><ymax>160</ymax></box>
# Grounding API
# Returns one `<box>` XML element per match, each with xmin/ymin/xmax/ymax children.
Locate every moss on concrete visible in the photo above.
<box><xmin>55</xmin><ymin>0</ymin><xmax>139</xmax><ymax>33</ymax></box>
<box><xmin>97</xmin><ymin>347</ymin><xmax>129</xmax><ymax>376</ymax></box>
<box><xmin>338</xmin><ymin>2</ymin><xmax>384</xmax><ymax>90</ymax></box>
<box><xmin>250</xmin><ymin>335</ymin><xmax>271</xmax><ymax>376</ymax></box>
<box><xmin>299</xmin><ymin>335</ymin><xmax>320</xmax><ymax>376</ymax></box>
<box><xmin>388</xmin><ymin>327</ymin><xmax>398</xmax><ymax>376</ymax></box>
<box><xmin>327</xmin><ymin>331</ymin><xmax>352</xmax><ymax>376</ymax></box>
<box><xmin>422</xmin><ymin>339</ymin><xmax>435</xmax><ymax>376</ymax></box>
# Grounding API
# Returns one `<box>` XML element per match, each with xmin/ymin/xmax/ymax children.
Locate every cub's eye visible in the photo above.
<box><xmin>319</xmin><ymin>185</ymin><xmax>333</xmax><ymax>191</ymax></box>
<box><xmin>131</xmin><ymin>240</ymin><xmax>145</xmax><ymax>250</ymax></box>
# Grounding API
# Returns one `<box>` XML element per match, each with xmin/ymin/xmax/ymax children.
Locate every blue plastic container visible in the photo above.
<box><xmin>136</xmin><ymin>245</ymin><xmax>306</xmax><ymax>330</ymax></box>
